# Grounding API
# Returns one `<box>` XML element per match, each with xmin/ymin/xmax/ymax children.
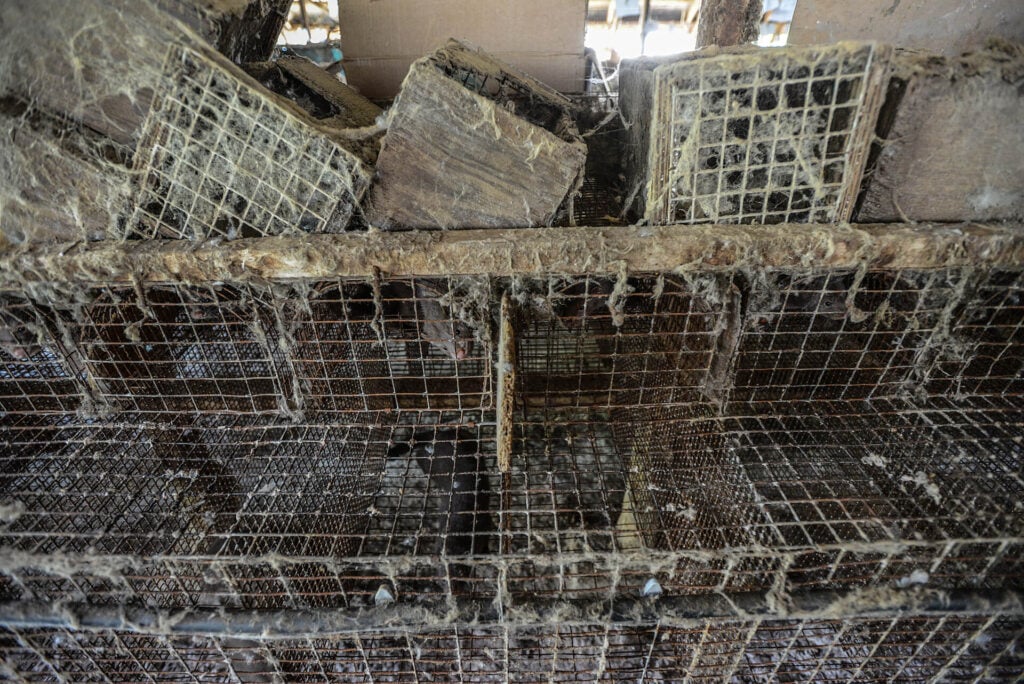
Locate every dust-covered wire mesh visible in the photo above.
<box><xmin>0</xmin><ymin>262</ymin><xmax>1021</xmax><ymax>678</ymax></box>
<box><xmin>628</xmin><ymin>42</ymin><xmax>889</xmax><ymax>225</ymax></box>
<box><xmin>126</xmin><ymin>42</ymin><xmax>368</xmax><ymax>240</ymax></box>
<box><xmin>0</xmin><ymin>277</ymin><xmax>492</xmax><ymax>418</ymax></box>
<box><xmin>128</xmin><ymin>45</ymin><xmax>370</xmax><ymax>241</ymax></box>
<box><xmin>0</xmin><ymin>614</ymin><xmax>1021</xmax><ymax>682</ymax></box>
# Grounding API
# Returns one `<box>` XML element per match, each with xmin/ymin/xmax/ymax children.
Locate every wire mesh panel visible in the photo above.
<box><xmin>0</xmin><ymin>295</ymin><xmax>85</xmax><ymax>415</ymax></box>
<box><xmin>0</xmin><ymin>261</ymin><xmax>1021</xmax><ymax>677</ymax></box>
<box><xmin>128</xmin><ymin>44</ymin><xmax>370</xmax><ymax>241</ymax></box>
<box><xmin>732</xmin><ymin>268</ymin><xmax>968</xmax><ymax>403</ymax></box>
<box><xmin>8</xmin><ymin>278</ymin><xmax>492</xmax><ymax>418</ymax></box>
<box><xmin>624</xmin><ymin>43</ymin><xmax>889</xmax><ymax>225</ymax></box>
<box><xmin>0</xmin><ymin>614</ymin><xmax>1021</xmax><ymax>682</ymax></box>
<box><xmin>926</xmin><ymin>268</ymin><xmax>1024</xmax><ymax>398</ymax></box>
<box><xmin>0</xmin><ymin>418</ymin><xmax>390</xmax><ymax>560</ymax></box>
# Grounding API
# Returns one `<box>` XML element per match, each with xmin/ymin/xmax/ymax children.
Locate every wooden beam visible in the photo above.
<box><xmin>696</xmin><ymin>0</ymin><xmax>762</xmax><ymax>48</ymax></box>
<box><xmin>156</xmin><ymin>0</ymin><xmax>292</xmax><ymax>63</ymax></box>
<box><xmin>0</xmin><ymin>223</ymin><xmax>1021</xmax><ymax>290</ymax></box>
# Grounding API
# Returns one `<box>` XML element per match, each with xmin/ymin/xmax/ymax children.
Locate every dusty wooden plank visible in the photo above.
<box><xmin>367</xmin><ymin>40</ymin><xmax>587</xmax><ymax>230</ymax></box>
<box><xmin>857</xmin><ymin>42</ymin><xmax>1024</xmax><ymax>223</ymax></box>
<box><xmin>789</xmin><ymin>0</ymin><xmax>1024</xmax><ymax>57</ymax></box>
<box><xmin>1</xmin><ymin>223</ymin><xmax>1021</xmax><ymax>290</ymax></box>
<box><xmin>496</xmin><ymin>294</ymin><xmax>516</xmax><ymax>475</ymax></box>
<box><xmin>157</xmin><ymin>0</ymin><xmax>292</xmax><ymax>63</ymax></box>
<box><xmin>0</xmin><ymin>108</ymin><xmax>131</xmax><ymax>248</ymax></box>
<box><xmin>246</xmin><ymin>54</ymin><xmax>383</xmax><ymax>130</ymax></box>
<box><xmin>696</xmin><ymin>0</ymin><xmax>763</xmax><ymax>48</ymax></box>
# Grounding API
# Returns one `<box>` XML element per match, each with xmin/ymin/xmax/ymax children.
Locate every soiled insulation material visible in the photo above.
<box><xmin>367</xmin><ymin>39</ymin><xmax>588</xmax><ymax>230</ymax></box>
<box><xmin>621</xmin><ymin>42</ymin><xmax>890</xmax><ymax>226</ymax></box>
<box><xmin>857</xmin><ymin>40</ymin><xmax>1024</xmax><ymax>222</ymax></box>
<box><xmin>0</xmin><ymin>0</ymin><xmax>371</xmax><ymax>245</ymax></box>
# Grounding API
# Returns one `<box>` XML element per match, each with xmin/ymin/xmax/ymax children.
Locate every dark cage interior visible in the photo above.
<box><xmin>0</xmin><ymin>260</ymin><xmax>1021</xmax><ymax>680</ymax></box>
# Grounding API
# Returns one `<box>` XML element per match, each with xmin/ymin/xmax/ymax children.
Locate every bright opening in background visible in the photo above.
<box><xmin>585</xmin><ymin>0</ymin><xmax>796</xmax><ymax>64</ymax></box>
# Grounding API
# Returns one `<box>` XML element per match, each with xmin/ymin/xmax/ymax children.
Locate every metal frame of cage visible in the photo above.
<box><xmin>0</xmin><ymin>222</ymin><xmax>1021</xmax><ymax>680</ymax></box>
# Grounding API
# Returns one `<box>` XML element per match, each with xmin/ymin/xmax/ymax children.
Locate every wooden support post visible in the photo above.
<box><xmin>696</xmin><ymin>0</ymin><xmax>762</xmax><ymax>48</ymax></box>
<box><xmin>496</xmin><ymin>293</ymin><xmax>517</xmax><ymax>554</ymax></box>
<box><xmin>639</xmin><ymin>0</ymin><xmax>653</xmax><ymax>54</ymax></box>
<box><xmin>496</xmin><ymin>294</ymin><xmax>516</xmax><ymax>476</ymax></box>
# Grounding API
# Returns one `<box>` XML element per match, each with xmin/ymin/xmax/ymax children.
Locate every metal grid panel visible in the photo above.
<box><xmin>515</xmin><ymin>274</ymin><xmax>729</xmax><ymax>410</ymax></box>
<box><xmin>128</xmin><ymin>45</ymin><xmax>368</xmax><ymax>241</ymax></box>
<box><xmin>0</xmin><ymin>398</ymin><xmax>1019</xmax><ymax>609</ymax></box>
<box><xmin>928</xmin><ymin>269</ymin><xmax>1024</xmax><ymax>398</ymax></box>
<box><xmin>1</xmin><ymin>615</ymin><xmax>1020</xmax><ymax>682</ymax></box>
<box><xmin>1</xmin><ymin>278</ymin><xmax>492</xmax><ymax>417</ymax></box>
<box><xmin>0</xmin><ymin>295</ymin><xmax>85</xmax><ymax>414</ymax></box>
<box><xmin>0</xmin><ymin>264</ymin><xmax>1020</xmax><ymax>676</ymax></box>
<box><xmin>652</xmin><ymin>43</ymin><xmax>886</xmax><ymax>225</ymax></box>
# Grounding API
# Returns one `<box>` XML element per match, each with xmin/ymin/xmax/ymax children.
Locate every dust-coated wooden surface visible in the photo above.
<box><xmin>2</xmin><ymin>223</ymin><xmax>1022</xmax><ymax>289</ymax></box>
<box><xmin>0</xmin><ymin>113</ymin><xmax>129</xmax><ymax>247</ymax></box>
<box><xmin>857</xmin><ymin>47</ymin><xmax>1024</xmax><ymax>222</ymax></box>
<box><xmin>789</xmin><ymin>0</ymin><xmax>1024</xmax><ymax>57</ymax></box>
<box><xmin>157</xmin><ymin>0</ymin><xmax>291</xmax><ymax>63</ymax></box>
<box><xmin>1</xmin><ymin>0</ymin><xmax>288</xmax><ymax>147</ymax></box>
<box><xmin>367</xmin><ymin>44</ymin><xmax>587</xmax><ymax>230</ymax></box>
<box><xmin>696</xmin><ymin>0</ymin><xmax>763</xmax><ymax>47</ymax></box>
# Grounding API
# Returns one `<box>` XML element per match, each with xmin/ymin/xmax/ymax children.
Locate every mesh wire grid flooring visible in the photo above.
<box><xmin>1</xmin><ymin>615</ymin><xmax>1022</xmax><ymax>682</ymax></box>
<box><xmin>0</xmin><ymin>265</ymin><xmax>1021</xmax><ymax>680</ymax></box>
<box><xmin>0</xmin><ymin>397</ymin><xmax>1020</xmax><ymax>610</ymax></box>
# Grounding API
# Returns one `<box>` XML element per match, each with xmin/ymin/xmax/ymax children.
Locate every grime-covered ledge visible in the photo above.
<box><xmin>1</xmin><ymin>222</ymin><xmax>1023</xmax><ymax>289</ymax></box>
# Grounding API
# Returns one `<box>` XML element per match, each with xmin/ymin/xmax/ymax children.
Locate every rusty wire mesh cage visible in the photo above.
<box><xmin>0</xmin><ymin>252</ymin><xmax>1021</xmax><ymax>679</ymax></box>
<box><xmin>623</xmin><ymin>42</ymin><xmax>890</xmax><ymax>225</ymax></box>
<box><xmin>0</xmin><ymin>614</ymin><xmax>1022</xmax><ymax>681</ymax></box>
<box><xmin>128</xmin><ymin>44</ymin><xmax>371</xmax><ymax>241</ymax></box>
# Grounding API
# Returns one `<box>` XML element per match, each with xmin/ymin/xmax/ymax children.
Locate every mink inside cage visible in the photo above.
<box><xmin>0</xmin><ymin>262</ymin><xmax>1021</xmax><ymax>680</ymax></box>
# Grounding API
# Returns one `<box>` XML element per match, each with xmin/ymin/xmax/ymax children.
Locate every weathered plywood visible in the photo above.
<box><xmin>246</xmin><ymin>54</ymin><xmax>383</xmax><ymax>130</ymax></box>
<box><xmin>0</xmin><ymin>110</ymin><xmax>130</xmax><ymax>248</ymax></box>
<box><xmin>367</xmin><ymin>40</ymin><xmax>587</xmax><ymax>230</ymax></box>
<box><xmin>790</xmin><ymin>0</ymin><xmax>1024</xmax><ymax>57</ymax></box>
<box><xmin>1</xmin><ymin>0</ymin><xmax>290</xmax><ymax>147</ymax></box>
<box><xmin>857</xmin><ymin>43</ymin><xmax>1024</xmax><ymax>222</ymax></box>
